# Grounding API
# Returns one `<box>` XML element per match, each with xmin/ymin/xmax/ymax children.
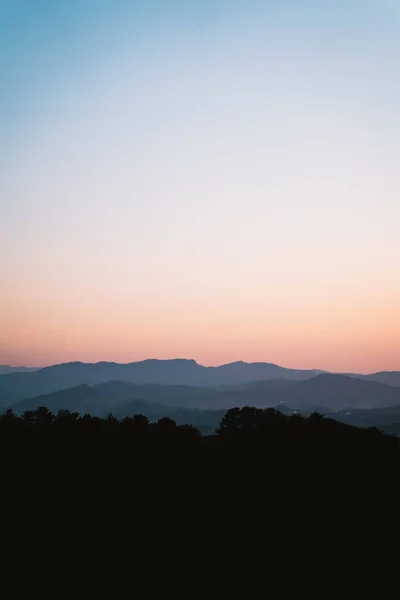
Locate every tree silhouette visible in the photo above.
<box><xmin>22</xmin><ymin>409</ymin><xmax>36</xmax><ymax>424</ymax></box>
<box><xmin>56</xmin><ymin>409</ymin><xmax>80</xmax><ymax>423</ymax></box>
<box><xmin>34</xmin><ymin>406</ymin><xmax>54</xmax><ymax>426</ymax></box>
<box><xmin>1</xmin><ymin>408</ymin><xmax>18</xmax><ymax>423</ymax></box>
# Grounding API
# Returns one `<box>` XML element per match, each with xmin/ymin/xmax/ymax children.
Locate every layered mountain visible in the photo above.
<box><xmin>0</xmin><ymin>359</ymin><xmax>323</xmax><ymax>407</ymax></box>
<box><xmin>9</xmin><ymin>373</ymin><xmax>400</xmax><ymax>417</ymax></box>
<box><xmin>0</xmin><ymin>365</ymin><xmax>39</xmax><ymax>375</ymax></box>
<box><xmin>15</xmin><ymin>384</ymin><xmax>107</xmax><ymax>414</ymax></box>
<box><xmin>1</xmin><ymin>359</ymin><xmax>400</xmax><ymax>411</ymax></box>
<box><xmin>357</xmin><ymin>371</ymin><xmax>400</xmax><ymax>387</ymax></box>
<box><xmin>12</xmin><ymin>383</ymin><xmax>226</xmax><ymax>434</ymax></box>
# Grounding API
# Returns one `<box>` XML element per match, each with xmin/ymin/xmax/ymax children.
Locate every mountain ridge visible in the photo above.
<box><xmin>0</xmin><ymin>359</ymin><xmax>327</xmax><ymax>406</ymax></box>
<box><xmin>0</xmin><ymin>365</ymin><xmax>39</xmax><ymax>375</ymax></box>
<box><xmin>1</xmin><ymin>359</ymin><xmax>400</xmax><ymax>409</ymax></box>
<box><xmin>10</xmin><ymin>372</ymin><xmax>400</xmax><ymax>414</ymax></box>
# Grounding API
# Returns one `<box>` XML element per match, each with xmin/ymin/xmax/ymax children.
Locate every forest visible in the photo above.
<box><xmin>2</xmin><ymin>405</ymin><xmax>399</xmax><ymax>503</ymax></box>
<box><xmin>1</xmin><ymin>403</ymin><xmax>398</xmax><ymax>573</ymax></box>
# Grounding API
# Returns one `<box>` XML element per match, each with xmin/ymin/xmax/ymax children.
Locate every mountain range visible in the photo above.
<box><xmin>1</xmin><ymin>358</ymin><xmax>400</xmax><ymax>407</ymax></box>
<box><xmin>2</xmin><ymin>360</ymin><xmax>400</xmax><ymax>433</ymax></box>
<box><xmin>0</xmin><ymin>365</ymin><xmax>39</xmax><ymax>375</ymax></box>
<box><xmin>11</xmin><ymin>372</ymin><xmax>400</xmax><ymax>411</ymax></box>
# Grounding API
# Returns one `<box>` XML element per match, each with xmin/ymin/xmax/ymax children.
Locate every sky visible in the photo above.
<box><xmin>0</xmin><ymin>0</ymin><xmax>399</xmax><ymax>372</ymax></box>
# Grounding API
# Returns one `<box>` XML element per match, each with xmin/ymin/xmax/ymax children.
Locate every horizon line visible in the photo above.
<box><xmin>1</xmin><ymin>358</ymin><xmax>393</xmax><ymax>376</ymax></box>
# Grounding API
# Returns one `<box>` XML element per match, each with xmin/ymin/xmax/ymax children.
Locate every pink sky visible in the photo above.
<box><xmin>1</xmin><ymin>278</ymin><xmax>399</xmax><ymax>372</ymax></box>
<box><xmin>1</xmin><ymin>1</ymin><xmax>399</xmax><ymax>373</ymax></box>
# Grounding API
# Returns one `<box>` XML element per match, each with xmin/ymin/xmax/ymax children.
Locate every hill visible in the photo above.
<box><xmin>0</xmin><ymin>359</ymin><xmax>324</xmax><ymax>407</ymax></box>
<box><xmin>2</xmin><ymin>359</ymin><xmax>400</xmax><ymax>409</ymax></box>
<box><xmin>14</xmin><ymin>384</ymin><xmax>107</xmax><ymax>414</ymax></box>
<box><xmin>0</xmin><ymin>365</ymin><xmax>39</xmax><ymax>375</ymax></box>
<box><xmin>94</xmin><ymin>376</ymin><xmax>400</xmax><ymax>411</ymax></box>
<box><xmin>12</xmin><ymin>383</ymin><xmax>226</xmax><ymax>434</ymax></box>
<box><xmin>275</xmin><ymin>374</ymin><xmax>400</xmax><ymax>410</ymax></box>
<box><xmin>9</xmin><ymin>373</ymin><xmax>400</xmax><ymax>424</ymax></box>
<box><xmin>361</xmin><ymin>371</ymin><xmax>400</xmax><ymax>387</ymax></box>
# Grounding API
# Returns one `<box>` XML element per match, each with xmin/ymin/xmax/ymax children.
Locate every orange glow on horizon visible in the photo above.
<box><xmin>1</xmin><ymin>272</ymin><xmax>399</xmax><ymax>373</ymax></box>
<box><xmin>1</xmin><ymin>0</ymin><xmax>399</xmax><ymax>377</ymax></box>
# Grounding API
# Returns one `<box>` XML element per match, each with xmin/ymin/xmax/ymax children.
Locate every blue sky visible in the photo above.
<box><xmin>1</xmin><ymin>1</ymin><xmax>399</xmax><ymax>370</ymax></box>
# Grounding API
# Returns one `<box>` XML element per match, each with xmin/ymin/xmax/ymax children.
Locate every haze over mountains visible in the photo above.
<box><xmin>0</xmin><ymin>358</ymin><xmax>324</xmax><ymax>398</ymax></box>
<box><xmin>1</xmin><ymin>359</ymin><xmax>400</xmax><ymax>428</ymax></box>
<box><xmin>0</xmin><ymin>365</ymin><xmax>39</xmax><ymax>375</ymax></box>
<box><xmin>0</xmin><ymin>359</ymin><xmax>319</xmax><ymax>407</ymax></box>
<box><xmin>1</xmin><ymin>359</ymin><xmax>400</xmax><ymax>400</ymax></box>
<box><xmin>12</xmin><ymin>373</ymin><xmax>400</xmax><ymax>410</ymax></box>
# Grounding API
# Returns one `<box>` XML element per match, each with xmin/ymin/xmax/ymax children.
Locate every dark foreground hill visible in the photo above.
<box><xmin>1</xmin><ymin>404</ymin><xmax>399</xmax><ymax>574</ymax></box>
<box><xmin>2</xmin><ymin>406</ymin><xmax>399</xmax><ymax>512</ymax></box>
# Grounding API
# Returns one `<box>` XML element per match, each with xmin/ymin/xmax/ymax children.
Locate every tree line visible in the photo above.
<box><xmin>0</xmin><ymin>403</ymin><xmax>397</xmax><ymax>443</ymax></box>
<box><xmin>1</xmin><ymin>404</ymin><xmax>398</xmax><ymax>552</ymax></box>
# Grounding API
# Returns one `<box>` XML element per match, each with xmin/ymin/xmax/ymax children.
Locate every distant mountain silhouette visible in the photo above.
<box><xmin>360</xmin><ymin>371</ymin><xmax>400</xmax><ymax>387</ymax></box>
<box><xmin>12</xmin><ymin>383</ymin><xmax>226</xmax><ymax>433</ymax></box>
<box><xmin>0</xmin><ymin>365</ymin><xmax>39</xmax><ymax>375</ymax></box>
<box><xmin>15</xmin><ymin>384</ymin><xmax>106</xmax><ymax>413</ymax></box>
<box><xmin>94</xmin><ymin>381</ymin><xmax>218</xmax><ymax>408</ymax></box>
<box><xmin>204</xmin><ymin>374</ymin><xmax>400</xmax><ymax>411</ymax></box>
<box><xmin>1</xmin><ymin>358</ymin><xmax>400</xmax><ymax>412</ymax></box>
<box><xmin>279</xmin><ymin>374</ymin><xmax>400</xmax><ymax>410</ymax></box>
<box><xmin>0</xmin><ymin>359</ymin><xmax>328</xmax><ymax>406</ymax></box>
<box><xmin>9</xmin><ymin>373</ymin><xmax>400</xmax><ymax>421</ymax></box>
<box><xmin>323</xmin><ymin>404</ymin><xmax>400</xmax><ymax>430</ymax></box>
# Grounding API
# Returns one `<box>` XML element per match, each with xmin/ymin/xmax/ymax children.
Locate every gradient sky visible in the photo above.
<box><xmin>1</xmin><ymin>0</ymin><xmax>399</xmax><ymax>372</ymax></box>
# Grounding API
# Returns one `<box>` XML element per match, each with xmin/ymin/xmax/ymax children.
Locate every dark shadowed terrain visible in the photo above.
<box><xmin>2</xmin><ymin>374</ymin><xmax>399</xmax><ymax>571</ymax></box>
<box><xmin>2</xmin><ymin>406</ymin><xmax>399</xmax><ymax>521</ymax></box>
